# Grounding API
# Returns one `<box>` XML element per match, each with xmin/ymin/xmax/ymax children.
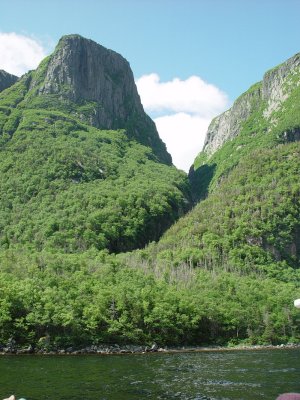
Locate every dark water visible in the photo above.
<box><xmin>0</xmin><ymin>349</ymin><xmax>300</xmax><ymax>400</ymax></box>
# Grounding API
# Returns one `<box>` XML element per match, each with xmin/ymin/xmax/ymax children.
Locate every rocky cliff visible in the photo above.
<box><xmin>184</xmin><ymin>50</ymin><xmax>300</xmax><ymax>273</ymax></box>
<box><xmin>0</xmin><ymin>34</ymin><xmax>190</xmax><ymax>254</ymax></box>
<box><xmin>0</xmin><ymin>70</ymin><xmax>18</xmax><ymax>92</ymax></box>
<box><xmin>202</xmin><ymin>52</ymin><xmax>300</xmax><ymax>157</ymax></box>
<box><xmin>26</xmin><ymin>34</ymin><xmax>171</xmax><ymax>164</ymax></box>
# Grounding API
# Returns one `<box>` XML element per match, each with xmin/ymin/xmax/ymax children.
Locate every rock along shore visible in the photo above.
<box><xmin>0</xmin><ymin>342</ymin><xmax>299</xmax><ymax>356</ymax></box>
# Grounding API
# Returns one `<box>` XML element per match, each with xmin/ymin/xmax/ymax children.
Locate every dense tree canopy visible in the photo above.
<box><xmin>0</xmin><ymin>46</ymin><xmax>299</xmax><ymax>349</ymax></box>
<box><xmin>0</xmin><ymin>108</ymin><xmax>190</xmax><ymax>253</ymax></box>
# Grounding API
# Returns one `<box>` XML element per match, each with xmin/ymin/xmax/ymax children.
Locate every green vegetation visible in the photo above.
<box><xmin>0</xmin><ymin>247</ymin><xmax>298</xmax><ymax>348</ymax></box>
<box><xmin>185</xmin><ymin>56</ymin><xmax>300</xmax><ymax>279</ymax></box>
<box><xmin>0</xmin><ymin>109</ymin><xmax>189</xmax><ymax>253</ymax></box>
<box><xmin>192</xmin><ymin>57</ymin><xmax>300</xmax><ymax>200</ymax></box>
<box><xmin>119</xmin><ymin>141</ymin><xmax>300</xmax><ymax>346</ymax></box>
<box><xmin>144</xmin><ymin>143</ymin><xmax>300</xmax><ymax>277</ymax></box>
<box><xmin>0</xmin><ymin>44</ymin><xmax>299</xmax><ymax>349</ymax></box>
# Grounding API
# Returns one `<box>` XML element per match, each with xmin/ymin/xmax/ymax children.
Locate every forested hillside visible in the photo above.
<box><xmin>185</xmin><ymin>51</ymin><xmax>300</xmax><ymax>271</ymax></box>
<box><xmin>0</xmin><ymin>116</ymin><xmax>189</xmax><ymax>253</ymax></box>
<box><xmin>0</xmin><ymin>38</ymin><xmax>299</xmax><ymax>350</ymax></box>
<box><xmin>0</xmin><ymin>35</ymin><xmax>190</xmax><ymax>254</ymax></box>
<box><xmin>121</xmin><ymin>52</ymin><xmax>300</xmax><ymax>345</ymax></box>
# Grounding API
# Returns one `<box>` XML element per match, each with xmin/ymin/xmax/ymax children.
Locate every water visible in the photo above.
<box><xmin>0</xmin><ymin>349</ymin><xmax>299</xmax><ymax>400</ymax></box>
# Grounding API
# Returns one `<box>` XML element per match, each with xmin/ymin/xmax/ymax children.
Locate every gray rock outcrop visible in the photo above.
<box><xmin>0</xmin><ymin>70</ymin><xmax>18</xmax><ymax>92</ymax></box>
<box><xmin>202</xmin><ymin>52</ymin><xmax>300</xmax><ymax>157</ymax></box>
<box><xmin>29</xmin><ymin>34</ymin><xmax>171</xmax><ymax>164</ymax></box>
<box><xmin>202</xmin><ymin>84</ymin><xmax>261</xmax><ymax>156</ymax></box>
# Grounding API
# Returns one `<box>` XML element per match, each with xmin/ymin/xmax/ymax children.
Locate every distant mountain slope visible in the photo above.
<box><xmin>190</xmin><ymin>52</ymin><xmax>300</xmax><ymax>201</ymax></box>
<box><xmin>115</xmin><ymin>52</ymin><xmax>300</xmax><ymax>346</ymax></box>
<box><xmin>0</xmin><ymin>70</ymin><xmax>18</xmax><ymax>92</ymax></box>
<box><xmin>201</xmin><ymin>52</ymin><xmax>300</xmax><ymax>158</ymax></box>
<box><xmin>146</xmin><ymin>142</ymin><xmax>300</xmax><ymax>278</ymax></box>
<box><xmin>156</xmin><ymin>51</ymin><xmax>300</xmax><ymax>275</ymax></box>
<box><xmin>0</xmin><ymin>35</ymin><xmax>190</xmax><ymax>253</ymax></box>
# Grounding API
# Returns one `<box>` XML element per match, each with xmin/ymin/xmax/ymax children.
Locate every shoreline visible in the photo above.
<box><xmin>1</xmin><ymin>343</ymin><xmax>299</xmax><ymax>356</ymax></box>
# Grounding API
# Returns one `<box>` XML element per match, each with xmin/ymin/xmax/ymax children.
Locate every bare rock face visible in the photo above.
<box><xmin>202</xmin><ymin>84</ymin><xmax>261</xmax><ymax>156</ymax></box>
<box><xmin>262</xmin><ymin>53</ymin><xmax>300</xmax><ymax>118</ymax></box>
<box><xmin>29</xmin><ymin>34</ymin><xmax>171</xmax><ymax>164</ymax></box>
<box><xmin>202</xmin><ymin>52</ymin><xmax>300</xmax><ymax>157</ymax></box>
<box><xmin>0</xmin><ymin>70</ymin><xmax>18</xmax><ymax>92</ymax></box>
<box><xmin>34</xmin><ymin>35</ymin><xmax>142</xmax><ymax>128</ymax></box>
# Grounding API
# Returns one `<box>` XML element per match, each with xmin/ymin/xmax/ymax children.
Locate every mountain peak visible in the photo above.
<box><xmin>35</xmin><ymin>34</ymin><xmax>141</xmax><ymax>117</ymax></box>
<box><xmin>201</xmin><ymin>51</ymin><xmax>300</xmax><ymax>159</ymax></box>
<box><xmin>27</xmin><ymin>34</ymin><xmax>171</xmax><ymax>164</ymax></box>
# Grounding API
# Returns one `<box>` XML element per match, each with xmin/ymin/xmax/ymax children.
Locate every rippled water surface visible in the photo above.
<box><xmin>0</xmin><ymin>349</ymin><xmax>300</xmax><ymax>399</ymax></box>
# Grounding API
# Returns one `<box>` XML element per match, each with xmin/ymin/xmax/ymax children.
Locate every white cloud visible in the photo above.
<box><xmin>136</xmin><ymin>73</ymin><xmax>228</xmax><ymax>118</ymax></box>
<box><xmin>0</xmin><ymin>33</ymin><xmax>228</xmax><ymax>172</ymax></box>
<box><xmin>136</xmin><ymin>73</ymin><xmax>229</xmax><ymax>172</ymax></box>
<box><xmin>155</xmin><ymin>113</ymin><xmax>211</xmax><ymax>172</ymax></box>
<box><xmin>0</xmin><ymin>32</ymin><xmax>47</xmax><ymax>76</ymax></box>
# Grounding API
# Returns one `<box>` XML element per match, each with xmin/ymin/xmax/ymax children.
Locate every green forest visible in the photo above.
<box><xmin>0</xmin><ymin>37</ymin><xmax>299</xmax><ymax>351</ymax></box>
<box><xmin>0</xmin><ymin>109</ymin><xmax>190</xmax><ymax>253</ymax></box>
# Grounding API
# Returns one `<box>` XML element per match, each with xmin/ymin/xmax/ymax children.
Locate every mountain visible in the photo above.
<box><xmin>190</xmin><ymin>52</ymin><xmax>300</xmax><ymax>200</ymax></box>
<box><xmin>0</xmin><ymin>35</ymin><xmax>190</xmax><ymax>254</ymax></box>
<box><xmin>155</xmin><ymin>51</ymin><xmax>300</xmax><ymax>275</ymax></box>
<box><xmin>0</xmin><ymin>39</ymin><xmax>299</xmax><ymax>349</ymax></box>
<box><xmin>202</xmin><ymin>52</ymin><xmax>300</xmax><ymax>157</ymax></box>
<box><xmin>0</xmin><ymin>70</ymin><xmax>18</xmax><ymax>92</ymax></box>
<box><xmin>121</xmin><ymin>52</ymin><xmax>300</xmax><ymax>345</ymax></box>
<box><xmin>1</xmin><ymin>34</ymin><xmax>170</xmax><ymax>164</ymax></box>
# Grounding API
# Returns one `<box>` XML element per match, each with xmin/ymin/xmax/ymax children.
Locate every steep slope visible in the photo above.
<box><xmin>146</xmin><ymin>143</ymin><xmax>300</xmax><ymax>277</ymax></box>
<box><xmin>0</xmin><ymin>35</ymin><xmax>190</xmax><ymax>254</ymax></box>
<box><xmin>190</xmin><ymin>52</ymin><xmax>300</xmax><ymax>200</ymax></box>
<box><xmin>202</xmin><ymin>52</ymin><xmax>300</xmax><ymax>158</ymax></box>
<box><xmin>117</xmin><ymin>52</ymin><xmax>300</xmax><ymax>345</ymax></box>
<box><xmin>165</xmin><ymin>51</ymin><xmax>300</xmax><ymax>274</ymax></box>
<box><xmin>0</xmin><ymin>34</ymin><xmax>170</xmax><ymax>164</ymax></box>
<box><xmin>0</xmin><ymin>70</ymin><xmax>18</xmax><ymax>92</ymax></box>
<box><xmin>0</xmin><ymin>41</ymin><xmax>299</xmax><ymax>350</ymax></box>
<box><xmin>0</xmin><ymin>35</ymin><xmax>193</xmax><ymax>349</ymax></box>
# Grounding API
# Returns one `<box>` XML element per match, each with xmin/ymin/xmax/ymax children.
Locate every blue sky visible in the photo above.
<box><xmin>1</xmin><ymin>0</ymin><xmax>300</xmax><ymax>170</ymax></box>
